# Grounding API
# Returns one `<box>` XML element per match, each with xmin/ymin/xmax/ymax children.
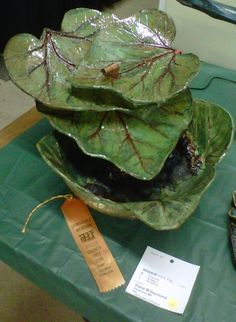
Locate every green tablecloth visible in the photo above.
<box><xmin>1</xmin><ymin>62</ymin><xmax>236</xmax><ymax>322</ymax></box>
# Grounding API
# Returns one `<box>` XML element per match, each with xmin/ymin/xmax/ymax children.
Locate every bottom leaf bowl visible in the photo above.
<box><xmin>37</xmin><ymin>100</ymin><xmax>233</xmax><ymax>230</ymax></box>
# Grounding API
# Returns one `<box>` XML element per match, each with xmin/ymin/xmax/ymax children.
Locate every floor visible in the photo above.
<box><xmin>0</xmin><ymin>1</ymin><xmax>158</xmax><ymax>321</ymax></box>
<box><xmin>0</xmin><ymin>262</ymin><xmax>85</xmax><ymax>322</ymax></box>
<box><xmin>0</xmin><ymin>56</ymin><xmax>34</xmax><ymax>131</ymax></box>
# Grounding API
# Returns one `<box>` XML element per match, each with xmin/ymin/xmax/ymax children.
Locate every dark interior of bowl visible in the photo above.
<box><xmin>55</xmin><ymin>131</ymin><xmax>196</xmax><ymax>202</ymax></box>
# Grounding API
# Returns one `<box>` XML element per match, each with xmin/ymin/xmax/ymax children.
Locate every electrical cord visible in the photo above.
<box><xmin>190</xmin><ymin>76</ymin><xmax>236</xmax><ymax>91</ymax></box>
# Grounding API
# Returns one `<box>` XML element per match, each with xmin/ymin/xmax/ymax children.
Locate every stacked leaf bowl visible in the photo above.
<box><xmin>4</xmin><ymin>8</ymin><xmax>233</xmax><ymax>230</ymax></box>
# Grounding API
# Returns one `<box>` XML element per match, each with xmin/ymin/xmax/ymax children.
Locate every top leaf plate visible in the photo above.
<box><xmin>4</xmin><ymin>8</ymin><xmax>199</xmax><ymax>109</ymax></box>
<box><xmin>70</xmin><ymin>12</ymin><xmax>200</xmax><ymax>105</ymax></box>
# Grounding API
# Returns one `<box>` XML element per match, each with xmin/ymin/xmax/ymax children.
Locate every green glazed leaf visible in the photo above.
<box><xmin>4</xmin><ymin>30</ymin><xmax>90</xmax><ymax>106</ymax></box>
<box><xmin>4</xmin><ymin>8</ymin><xmax>198</xmax><ymax>109</ymax></box>
<box><xmin>3</xmin><ymin>8</ymin><xmax>117</xmax><ymax>109</ymax></box>
<box><xmin>61</xmin><ymin>7</ymin><xmax>118</xmax><ymax>35</ymax></box>
<box><xmin>132</xmin><ymin>9</ymin><xmax>176</xmax><ymax>45</ymax></box>
<box><xmin>70</xmin><ymin>16</ymin><xmax>199</xmax><ymax>104</ymax></box>
<box><xmin>37</xmin><ymin>133</ymin><xmax>215</xmax><ymax>228</ymax></box>
<box><xmin>124</xmin><ymin>165</ymin><xmax>215</xmax><ymax>229</ymax></box>
<box><xmin>41</xmin><ymin>90</ymin><xmax>192</xmax><ymax>180</ymax></box>
<box><xmin>123</xmin><ymin>100</ymin><xmax>234</xmax><ymax>229</ymax></box>
<box><xmin>36</xmin><ymin>88</ymin><xmax>134</xmax><ymax>113</ymax></box>
<box><xmin>187</xmin><ymin>100</ymin><xmax>234</xmax><ymax>165</ymax></box>
<box><xmin>37</xmin><ymin>99</ymin><xmax>233</xmax><ymax>230</ymax></box>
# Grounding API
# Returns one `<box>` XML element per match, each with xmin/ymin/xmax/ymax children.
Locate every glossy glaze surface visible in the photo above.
<box><xmin>4</xmin><ymin>8</ymin><xmax>234</xmax><ymax>229</ymax></box>
<box><xmin>37</xmin><ymin>100</ymin><xmax>233</xmax><ymax>230</ymax></box>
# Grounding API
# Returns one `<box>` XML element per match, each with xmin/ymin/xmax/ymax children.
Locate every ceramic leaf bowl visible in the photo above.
<box><xmin>37</xmin><ymin>99</ymin><xmax>233</xmax><ymax>230</ymax></box>
<box><xmin>4</xmin><ymin>8</ymin><xmax>233</xmax><ymax>229</ymax></box>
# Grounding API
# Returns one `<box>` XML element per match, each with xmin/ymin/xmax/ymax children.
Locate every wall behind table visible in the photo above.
<box><xmin>105</xmin><ymin>0</ymin><xmax>158</xmax><ymax>18</ymax></box>
<box><xmin>161</xmin><ymin>0</ymin><xmax>236</xmax><ymax>71</ymax></box>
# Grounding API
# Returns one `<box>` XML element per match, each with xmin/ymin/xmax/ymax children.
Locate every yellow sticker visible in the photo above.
<box><xmin>167</xmin><ymin>297</ymin><xmax>179</xmax><ymax>310</ymax></box>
